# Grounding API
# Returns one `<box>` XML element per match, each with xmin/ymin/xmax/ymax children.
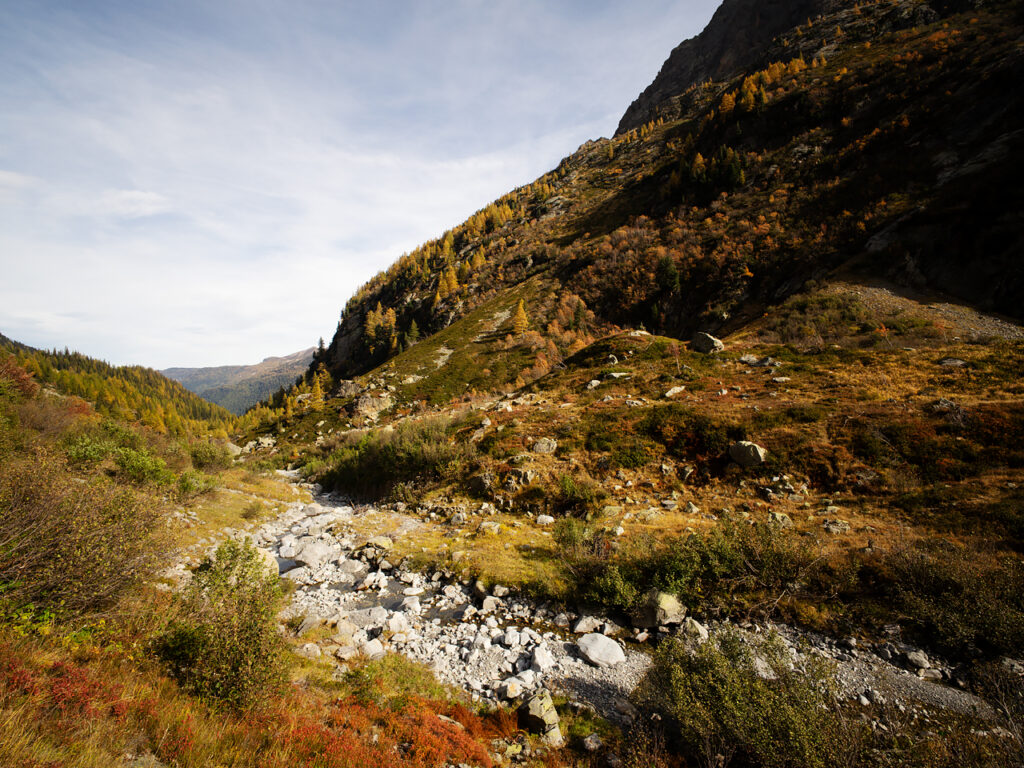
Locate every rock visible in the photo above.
<box><xmin>938</xmin><ymin>358</ymin><xmax>968</xmax><ymax>368</ymax></box>
<box><xmin>633</xmin><ymin>589</ymin><xmax>686</xmax><ymax>628</ymax></box>
<box><xmin>684</xmin><ymin>501</ymin><xmax>700</xmax><ymax>515</ymax></box>
<box><xmin>692</xmin><ymin>332</ymin><xmax>725</xmax><ymax>354</ymax></box>
<box><xmin>255</xmin><ymin>547</ymin><xmax>280</xmax><ymax>579</ymax></box>
<box><xmin>354</xmin><ymin>393</ymin><xmax>393</xmax><ymax>419</ymax></box>
<box><xmin>478</xmin><ymin>521</ymin><xmax>501</xmax><ymax>536</ymax></box>
<box><xmin>492</xmin><ymin>584</ymin><xmax>510</xmax><ymax>598</ymax></box>
<box><xmin>296</xmin><ymin>615</ymin><xmax>322</xmax><ymax>637</ymax></box>
<box><xmin>664</xmin><ymin>386</ymin><xmax>686</xmax><ymax>398</ymax></box>
<box><xmin>536</xmin><ymin>514</ymin><xmax>555</xmax><ymax>526</ymax></box>
<box><xmin>480</xmin><ymin>596</ymin><xmax>503</xmax><ymax>614</ymax></box>
<box><xmin>502</xmin><ymin>678</ymin><xmax>524</xmax><ymax>699</ymax></box>
<box><xmin>729</xmin><ymin>441</ymin><xmax>768</xmax><ymax>467</ymax></box>
<box><xmin>823</xmin><ymin>519</ymin><xmax>850</xmax><ymax>534</ymax></box>
<box><xmin>531</xmin><ymin>645</ymin><xmax>555</xmax><ymax>673</ymax></box>
<box><xmin>387</xmin><ymin>613</ymin><xmax>410</xmax><ymax>635</ymax></box>
<box><xmin>578</xmin><ymin>633</ymin><xmax>626</xmax><ymax>667</ymax></box>
<box><xmin>682</xmin><ymin>617</ymin><xmax>710</xmax><ymax>643</ymax></box>
<box><xmin>532</xmin><ymin>437</ymin><xmax>558</xmax><ymax>454</ymax></box>
<box><xmin>469</xmin><ymin>472</ymin><xmax>496</xmax><ymax>495</ymax></box>
<box><xmin>359</xmin><ymin>638</ymin><xmax>385</xmax><ymax>659</ymax></box>
<box><xmin>518</xmin><ymin>690</ymin><xmax>563</xmax><ymax>747</ymax></box>
<box><xmin>347</xmin><ymin>606</ymin><xmax>389</xmax><ymax>628</ymax></box>
<box><xmin>906</xmin><ymin>649</ymin><xmax>930</xmax><ymax>670</ymax></box>
<box><xmin>297</xmin><ymin>642</ymin><xmax>321</xmax><ymax>659</ymax></box>
<box><xmin>768</xmin><ymin>511</ymin><xmax>793</xmax><ymax>528</ymax></box>
<box><xmin>573</xmin><ymin>616</ymin><xmax>603</xmax><ymax>634</ymax></box>
<box><xmin>586</xmin><ymin>379</ymin><xmax>602</xmax><ymax>390</ymax></box>
<box><xmin>295</xmin><ymin>540</ymin><xmax>336</xmax><ymax>569</ymax></box>
<box><xmin>334</xmin><ymin>645</ymin><xmax>358</xmax><ymax>661</ymax></box>
<box><xmin>366</xmin><ymin>535</ymin><xmax>393</xmax><ymax>550</ymax></box>
<box><xmin>583</xmin><ymin>733</ymin><xmax>603</xmax><ymax>752</ymax></box>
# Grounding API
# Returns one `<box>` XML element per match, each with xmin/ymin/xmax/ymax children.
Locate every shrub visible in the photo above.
<box><xmin>554</xmin><ymin>473</ymin><xmax>606</xmax><ymax>516</ymax></box>
<box><xmin>0</xmin><ymin>452</ymin><xmax>166</xmax><ymax>615</ymax></box>
<box><xmin>639</xmin><ymin>629</ymin><xmax>863</xmax><ymax>768</ymax></box>
<box><xmin>174</xmin><ymin>469</ymin><xmax>216</xmax><ymax>500</ymax></box>
<box><xmin>63</xmin><ymin>433</ymin><xmax>114</xmax><ymax>464</ymax></box>
<box><xmin>317</xmin><ymin>415</ymin><xmax>477</xmax><ymax>498</ymax></box>
<box><xmin>113</xmin><ymin>446</ymin><xmax>172</xmax><ymax>485</ymax></box>
<box><xmin>874</xmin><ymin>541</ymin><xmax>1024</xmax><ymax>658</ymax></box>
<box><xmin>157</xmin><ymin>539</ymin><xmax>284</xmax><ymax>711</ymax></box>
<box><xmin>189</xmin><ymin>441</ymin><xmax>232</xmax><ymax>471</ymax></box>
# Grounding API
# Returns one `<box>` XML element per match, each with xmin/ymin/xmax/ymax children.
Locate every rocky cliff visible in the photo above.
<box><xmin>616</xmin><ymin>0</ymin><xmax>840</xmax><ymax>135</ymax></box>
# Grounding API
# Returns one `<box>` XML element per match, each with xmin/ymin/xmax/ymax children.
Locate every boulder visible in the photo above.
<box><xmin>518</xmin><ymin>690</ymin><xmax>563</xmax><ymax>747</ymax></box>
<box><xmin>468</xmin><ymin>472</ymin><xmax>496</xmax><ymax>495</ymax></box>
<box><xmin>354</xmin><ymin>393</ymin><xmax>393</xmax><ymax>419</ymax></box>
<box><xmin>767</xmin><ymin>511</ymin><xmax>793</xmax><ymax>528</ymax></box>
<box><xmin>536</xmin><ymin>514</ymin><xmax>555</xmax><ymax>526</ymax></box>
<box><xmin>295</xmin><ymin>540</ymin><xmax>336</xmax><ymax>569</ymax></box>
<box><xmin>531</xmin><ymin>645</ymin><xmax>555</xmax><ymax>673</ymax></box>
<box><xmin>573</xmin><ymin>615</ymin><xmax>603</xmax><ymax>634</ymax></box>
<box><xmin>692</xmin><ymin>332</ymin><xmax>725</xmax><ymax>354</ymax></box>
<box><xmin>532</xmin><ymin>437</ymin><xmax>558</xmax><ymax>454</ymax></box>
<box><xmin>359</xmin><ymin>638</ymin><xmax>385</xmax><ymax>659</ymax></box>
<box><xmin>633</xmin><ymin>589</ymin><xmax>686</xmax><ymax>628</ymax></box>
<box><xmin>256</xmin><ymin>547</ymin><xmax>281</xmax><ymax>579</ymax></box>
<box><xmin>578</xmin><ymin>633</ymin><xmax>626</xmax><ymax>667</ymax></box>
<box><xmin>729</xmin><ymin>441</ymin><xmax>768</xmax><ymax>467</ymax></box>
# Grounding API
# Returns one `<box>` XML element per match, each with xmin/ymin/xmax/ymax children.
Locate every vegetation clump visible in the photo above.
<box><xmin>157</xmin><ymin>539</ymin><xmax>284</xmax><ymax>711</ymax></box>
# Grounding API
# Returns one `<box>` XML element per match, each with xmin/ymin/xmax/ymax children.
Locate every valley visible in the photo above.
<box><xmin>1</xmin><ymin>0</ymin><xmax>1023</xmax><ymax>765</ymax></box>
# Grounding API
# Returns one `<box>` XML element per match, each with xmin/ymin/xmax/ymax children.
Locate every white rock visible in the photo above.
<box><xmin>577</xmin><ymin>633</ymin><xmax>625</xmax><ymax>667</ymax></box>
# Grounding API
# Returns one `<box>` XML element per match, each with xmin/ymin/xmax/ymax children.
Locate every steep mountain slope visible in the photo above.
<box><xmin>163</xmin><ymin>347</ymin><xmax>314</xmax><ymax>415</ymax></box>
<box><xmin>617</xmin><ymin>0</ymin><xmax>842</xmax><ymax>134</ymax></box>
<box><xmin>0</xmin><ymin>333</ymin><xmax>234</xmax><ymax>436</ymax></box>
<box><xmin>307</xmin><ymin>0</ymin><xmax>1022</xmax><ymax>397</ymax></box>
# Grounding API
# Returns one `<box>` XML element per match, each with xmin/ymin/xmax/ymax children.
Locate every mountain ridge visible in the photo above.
<box><xmin>163</xmin><ymin>347</ymin><xmax>314</xmax><ymax>415</ymax></box>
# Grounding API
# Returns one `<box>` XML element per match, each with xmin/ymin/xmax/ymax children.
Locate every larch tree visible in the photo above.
<box><xmin>512</xmin><ymin>299</ymin><xmax>530</xmax><ymax>335</ymax></box>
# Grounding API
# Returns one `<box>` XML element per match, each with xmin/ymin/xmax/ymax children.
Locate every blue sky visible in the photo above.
<box><xmin>0</xmin><ymin>0</ymin><xmax>719</xmax><ymax>368</ymax></box>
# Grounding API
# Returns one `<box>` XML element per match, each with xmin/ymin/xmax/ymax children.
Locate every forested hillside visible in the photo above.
<box><xmin>0</xmin><ymin>335</ymin><xmax>234</xmax><ymax>436</ymax></box>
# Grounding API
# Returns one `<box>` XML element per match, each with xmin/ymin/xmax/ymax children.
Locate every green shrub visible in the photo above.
<box><xmin>157</xmin><ymin>539</ymin><xmax>284</xmax><ymax>711</ymax></box>
<box><xmin>114</xmin><ymin>446</ymin><xmax>172</xmax><ymax>485</ymax></box>
<box><xmin>63</xmin><ymin>433</ymin><xmax>114</xmax><ymax>464</ymax></box>
<box><xmin>640</xmin><ymin>629</ymin><xmax>862</xmax><ymax>768</ymax></box>
<box><xmin>0</xmin><ymin>452</ymin><xmax>166</xmax><ymax>615</ymax></box>
<box><xmin>189</xmin><ymin>441</ymin><xmax>232</xmax><ymax>471</ymax></box>
<box><xmin>557</xmin><ymin>519</ymin><xmax>816</xmax><ymax>616</ymax></box>
<box><xmin>174</xmin><ymin>469</ymin><xmax>216</xmax><ymax>500</ymax></box>
<box><xmin>317</xmin><ymin>415</ymin><xmax>477</xmax><ymax>499</ymax></box>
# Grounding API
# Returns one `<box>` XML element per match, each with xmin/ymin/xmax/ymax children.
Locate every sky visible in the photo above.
<box><xmin>0</xmin><ymin>0</ymin><xmax>720</xmax><ymax>369</ymax></box>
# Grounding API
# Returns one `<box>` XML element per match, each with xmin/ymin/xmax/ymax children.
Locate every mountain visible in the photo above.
<box><xmin>308</xmin><ymin>0</ymin><xmax>1022</xmax><ymax>393</ymax></box>
<box><xmin>163</xmin><ymin>347</ymin><xmax>314</xmax><ymax>415</ymax></box>
<box><xmin>617</xmin><ymin>0</ymin><xmax>842</xmax><ymax>135</ymax></box>
<box><xmin>0</xmin><ymin>333</ymin><xmax>234</xmax><ymax>435</ymax></box>
<box><xmin>246</xmin><ymin>0</ymin><xmax>1024</xmax><ymax>687</ymax></box>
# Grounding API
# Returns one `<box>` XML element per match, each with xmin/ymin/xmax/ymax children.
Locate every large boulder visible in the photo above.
<box><xmin>729</xmin><ymin>440</ymin><xmax>768</xmax><ymax>467</ymax></box>
<box><xmin>577</xmin><ymin>633</ymin><xmax>626</xmax><ymax>667</ymax></box>
<box><xmin>518</xmin><ymin>690</ymin><xmax>563</xmax><ymax>747</ymax></box>
<box><xmin>633</xmin><ymin>589</ymin><xmax>686</xmax><ymax>628</ymax></box>
<box><xmin>692</xmin><ymin>332</ymin><xmax>725</xmax><ymax>354</ymax></box>
<box><xmin>295</xmin><ymin>540</ymin><xmax>337</xmax><ymax>569</ymax></box>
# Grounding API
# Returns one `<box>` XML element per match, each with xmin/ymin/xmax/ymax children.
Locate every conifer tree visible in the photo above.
<box><xmin>512</xmin><ymin>299</ymin><xmax>530</xmax><ymax>335</ymax></box>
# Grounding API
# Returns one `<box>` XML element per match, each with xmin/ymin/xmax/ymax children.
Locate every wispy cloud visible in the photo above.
<box><xmin>0</xmin><ymin>0</ymin><xmax>719</xmax><ymax>368</ymax></box>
